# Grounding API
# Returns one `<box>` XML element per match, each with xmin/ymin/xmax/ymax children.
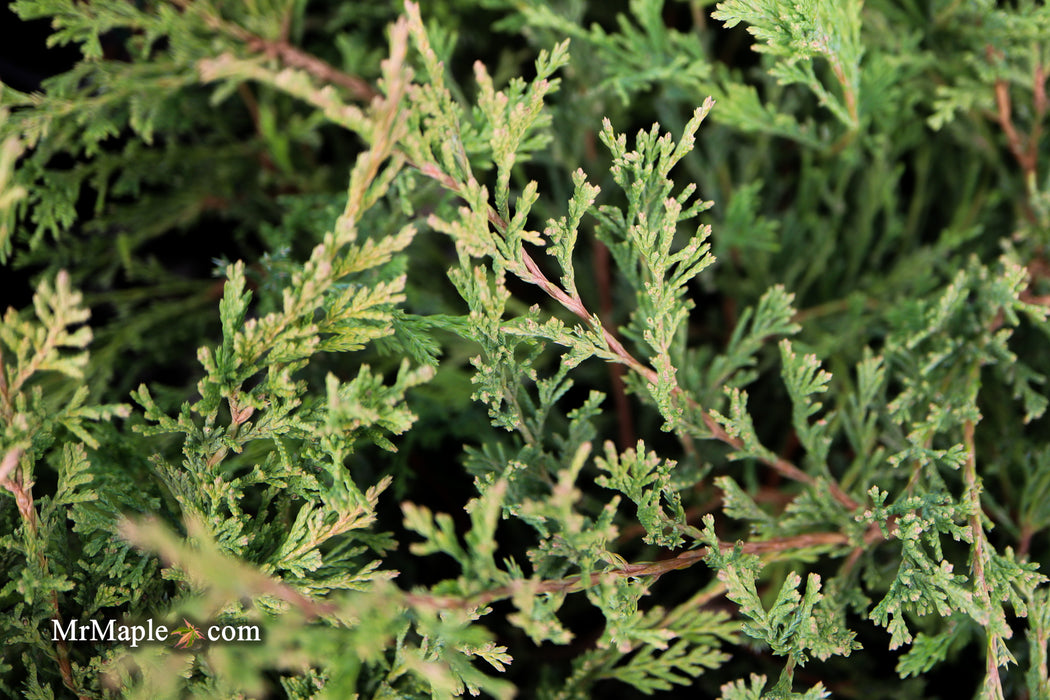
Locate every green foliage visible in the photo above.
<box><xmin>701</xmin><ymin>515</ymin><xmax>858</xmax><ymax>667</ymax></box>
<box><xmin>712</xmin><ymin>0</ymin><xmax>862</xmax><ymax>128</ymax></box>
<box><xmin>595</xmin><ymin>440</ymin><xmax>687</xmax><ymax>548</ymax></box>
<box><xmin>3</xmin><ymin>0</ymin><xmax>1050</xmax><ymax>697</ymax></box>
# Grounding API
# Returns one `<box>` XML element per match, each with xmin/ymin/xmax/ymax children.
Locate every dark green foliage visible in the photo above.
<box><xmin>3</xmin><ymin>0</ymin><xmax>1050</xmax><ymax>698</ymax></box>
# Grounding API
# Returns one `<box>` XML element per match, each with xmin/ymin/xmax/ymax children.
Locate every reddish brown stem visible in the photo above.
<box><xmin>988</xmin><ymin>45</ymin><xmax>1045</xmax><ymax>188</ymax></box>
<box><xmin>404</xmin><ymin>529</ymin><xmax>853</xmax><ymax>611</ymax></box>
<box><xmin>829</xmin><ymin>60</ymin><xmax>858</xmax><ymax>126</ymax></box>
<box><xmin>994</xmin><ymin>76</ymin><xmax>1036</xmax><ymax>178</ymax></box>
<box><xmin>697</xmin><ymin>408</ymin><xmax>858</xmax><ymax>509</ymax></box>
<box><xmin>247</xmin><ymin>37</ymin><xmax>379</xmax><ymax>103</ymax></box>
<box><xmin>1019</xmin><ymin>522</ymin><xmax>1035</xmax><ymax>558</ymax></box>
<box><xmin>1033</xmin><ymin>60</ymin><xmax>1047</xmax><ymax>155</ymax></box>
<box><xmin>173</xmin><ymin>0</ymin><xmax>378</xmax><ymax>102</ymax></box>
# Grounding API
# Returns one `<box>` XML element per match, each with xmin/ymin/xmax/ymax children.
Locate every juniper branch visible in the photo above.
<box><xmin>404</xmin><ymin>530</ymin><xmax>853</xmax><ymax>612</ymax></box>
<box><xmin>172</xmin><ymin>0</ymin><xmax>379</xmax><ymax>102</ymax></box>
<box><xmin>195</xmin><ymin>6</ymin><xmax>862</xmax><ymax>511</ymax></box>
<box><xmin>963</xmin><ymin>374</ymin><xmax>1007</xmax><ymax>699</ymax></box>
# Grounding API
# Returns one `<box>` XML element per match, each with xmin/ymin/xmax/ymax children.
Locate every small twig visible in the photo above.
<box><xmin>988</xmin><ymin>45</ymin><xmax>1043</xmax><ymax>187</ymax></box>
<box><xmin>402</xmin><ymin>100</ymin><xmax>858</xmax><ymax>506</ymax></box>
<box><xmin>994</xmin><ymin>76</ymin><xmax>1036</xmax><ymax>178</ymax></box>
<box><xmin>236</xmin><ymin>82</ymin><xmax>280</xmax><ymax>174</ymax></box>
<box><xmin>173</xmin><ymin>0</ymin><xmax>379</xmax><ymax>102</ymax></box>
<box><xmin>698</xmin><ymin>407</ymin><xmax>859</xmax><ymax>509</ymax></box>
<box><xmin>1032</xmin><ymin>60</ymin><xmax>1047</xmax><ymax>164</ymax></box>
<box><xmin>962</xmin><ymin>380</ymin><xmax>1006</xmax><ymax>699</ymax></box>
<box><xmin>248</xmin><ymin>37</ymin><xmax>379</xmax><ymax>103</ymax></box>
<box><xmin>828</xmin><ymin>59</ymin><xmax>858</xmax><ymax>127</ymax></box>
<box><xmin>1019</xmin><ymin>523</ymin><xmax>1035</xmax><ymax>559</ymax></box>
<box><xmin>404</xmin><ymin>530</ymin><xmax>853</xmax><ymax>611</ymax></box>
<box><xmin>50</xmin><ymin>593</ymin><xmax>85</xmax><ymax>700</ymax></box>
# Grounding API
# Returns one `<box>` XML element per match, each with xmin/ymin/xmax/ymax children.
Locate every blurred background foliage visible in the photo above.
<box><xmin>3</xmin><ymin>0</ymin><xmax>1050</xmax><ymax>697</ymax></box>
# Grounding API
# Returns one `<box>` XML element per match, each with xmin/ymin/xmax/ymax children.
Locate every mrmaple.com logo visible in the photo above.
<box><xmin>51</xmin><ymin>617</ymin><xmax>261</xmax><ymax>649</ymax></box>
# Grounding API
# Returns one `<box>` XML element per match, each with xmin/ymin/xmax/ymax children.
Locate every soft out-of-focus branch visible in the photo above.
<box><xmin>173</xmin><ymin>0</ymin><xmax>379</xmax><ymax>102</ymax></box>
<box><xmin>0</xmin><ymin>445</ymin><xmax>21</xmax><ymax>484</ymax></box>
<box><xmin>988</xmin><ymin>45</ymin><xmax>1046</xmax><ymax>189</ymax></box>
<box><xmin>120</xmin><ymin>516</ymin><xmax>340</xmax><ymax>619</ymax></box>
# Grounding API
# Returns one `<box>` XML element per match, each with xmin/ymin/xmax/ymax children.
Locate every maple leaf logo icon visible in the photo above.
<box><xmin>170</xmin><ymin>619</ymin><xmax>203</xmax><ymax>649</ymax></box>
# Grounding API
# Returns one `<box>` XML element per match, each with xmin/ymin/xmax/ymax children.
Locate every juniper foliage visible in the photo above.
<box><xmin>2</xmin><ymin>0</ymin><xmax>1050</xmax><ymax>698</ymax></box>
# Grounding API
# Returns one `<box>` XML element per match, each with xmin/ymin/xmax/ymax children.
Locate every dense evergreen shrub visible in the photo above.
<box><xmin>3</xmin><ymin>1</ymin><xmax>1050</xmax><ymax>697</ymax></box>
